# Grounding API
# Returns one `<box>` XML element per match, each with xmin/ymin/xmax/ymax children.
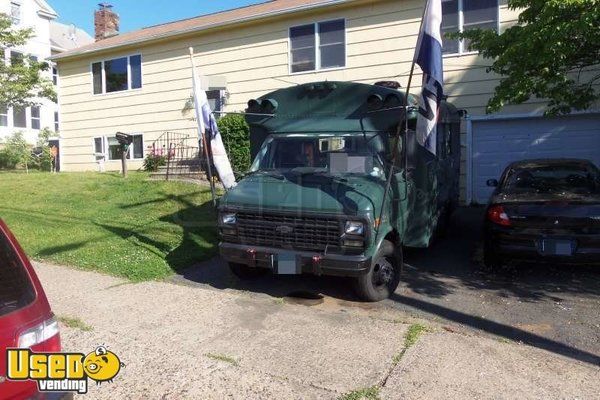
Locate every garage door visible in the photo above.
<box><xmin>471</xmin><ymin>113</ymin><xmax>600</xmax><ymax>204</ymax></box>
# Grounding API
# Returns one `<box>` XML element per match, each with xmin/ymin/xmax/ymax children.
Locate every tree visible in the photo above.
<box><xmin>0</xmin><ymin>13</ymin><xmax>56</xmax><ymax>108</ymax></box>
<box><xmin>451</xmin><ymin>0</ymin><xmax>600</xmax><ymax>115</ymax></box>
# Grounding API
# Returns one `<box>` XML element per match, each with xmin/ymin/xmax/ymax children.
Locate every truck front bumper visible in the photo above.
<box><xmin>219</xmin><ymin>242</ymin><xmax>371</xmax><ymax>277</ymax></box>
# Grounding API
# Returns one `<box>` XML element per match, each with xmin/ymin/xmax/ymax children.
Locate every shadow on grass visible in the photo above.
<box><xmin>113</xmin><ymin>192</ymin><xmax>218</xmax><ymax>274</ymax></box>
<box><xmin>37</xmin><ymin>241</ymin><xmax>90</xmax><ymax>257</ymax></box>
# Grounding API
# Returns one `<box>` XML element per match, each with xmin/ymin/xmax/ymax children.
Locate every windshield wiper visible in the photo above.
<box><xmin>246</xmin><ymin>170</ymin><xmax>285</xmax><ymax>180</ymax></box>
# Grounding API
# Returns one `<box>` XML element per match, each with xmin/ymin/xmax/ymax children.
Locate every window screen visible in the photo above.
<box><xmin>442</xmin><ymin>0</ymin><xmax>498</xmax><ymax>54</ymax></box>
<box><xmin>105</xmin><ymin>57</ymin><xmax>128</xmax><ymax>93</ymax></box>
<box><xmin>31</xmin><ymin>106</ymin><xmax>40</xmax><ymax>130</ymax></box>
<box><xmin>130</xmin><ymin>55</ymin><xmax>142</xmax><ymax>89</ymax></box>
<box><xmin>319</xmin><ymin>20</ymin><xmax>345</xmax><ymax>69</ymax></box>
<box><xmin>13</xmin><ymin>107</ymin><xmax>26</xmax><ymax>128</ymax></box>
<box><xmin>0</xmin><ymin>105</ymin><xmax>7</xmax><ymax>127</ymax></box>
<box><xmin>290</xmin><ymin>24</ymin><xmax>316</xmax><ymax>73</ymax></box>
<box><xmin>92</xmin><ymin>62</ymin><xmax>102</xmax><ymax>94</ymax></box>
<box><xmin>133</xmin><ymin>135</ymin><xmax>143</xmax><ymax>159</ymax></box>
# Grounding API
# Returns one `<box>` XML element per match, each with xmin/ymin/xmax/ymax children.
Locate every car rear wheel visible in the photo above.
<box><xmin>228</xmin><ymin>262</ymin><xmax>268</xmax><ymax>280</ymax></box>
<box><xmin>354</xmin><ymin>240</ymin><xmax>402</xmax><ymax>302</ymax></box>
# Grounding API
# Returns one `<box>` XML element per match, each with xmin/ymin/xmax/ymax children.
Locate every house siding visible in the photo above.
<box><xmin>57</xmin><ymin>0</ymin><xmax>542</xmax><ymax>201</ymax></box>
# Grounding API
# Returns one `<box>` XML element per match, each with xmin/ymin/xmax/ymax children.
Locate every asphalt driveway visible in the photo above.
<box><xmin>175</xmin><ymin>207</ymin><xmax>600</xmax><ymax>366</ymax></box>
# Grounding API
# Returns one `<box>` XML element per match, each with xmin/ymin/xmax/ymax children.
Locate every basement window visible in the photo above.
<box><xmin>92</xmin><ymin>54</ymin><xmax>142</xmax><ymax>94</ymax></box>
<box><xmin>290</xmin><ymin>19</ymin><xmax>346</xmax><ymax>73</ymax></box>
<box><xmin>95</xmin><ymin>134</ymin><xmax>144</xmax><ymax>161</ymax></box>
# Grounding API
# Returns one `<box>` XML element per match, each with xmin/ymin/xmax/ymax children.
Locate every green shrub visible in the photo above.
<box><xmin>217</xmin><ymin>114</ymin><xmax>251</xmax><ymax>178</ymax></box>
<box><xmin>1</xmin><ymin>132</ymin><xmax>32</xmax><ymax>171</ymax></box>
<box><xmin>143</xmin><ymin>153</ymin><xmax>167</xmax><ymax>172</ymax></box>
<box><xmin>0</xmin><ymin>147</ymin><xmax>19</xmax><ymax>169</ymax></box>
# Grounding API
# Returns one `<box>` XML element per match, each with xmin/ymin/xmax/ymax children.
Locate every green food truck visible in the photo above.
<box><xmin>218</xmin><ymin>81</ymin><xmax>462</xmax><ymax>301</ymax></box>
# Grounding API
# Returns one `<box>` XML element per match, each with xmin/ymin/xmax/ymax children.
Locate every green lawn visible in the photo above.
<box><xmin>0</xmin><ymin>172</ymin><xmax>218</xmax><ymax>280</ymax></box>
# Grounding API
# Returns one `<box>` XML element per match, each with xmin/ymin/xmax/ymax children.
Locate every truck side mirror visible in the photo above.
<box><xmin>486</xmin><ymin>179</ymin><xmax>499</xmax><ymax>187</ymax></box>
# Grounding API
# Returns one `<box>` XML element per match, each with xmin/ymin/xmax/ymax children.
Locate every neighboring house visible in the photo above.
<box><xmin>52</xmin><ymin>0</ymin><xmax>599</xmax><ymax>204</ymax></box>
<box><xmin>0</xmin><ymin>0</ymin><xmax>93</xmax><ymax>145</ymax></box>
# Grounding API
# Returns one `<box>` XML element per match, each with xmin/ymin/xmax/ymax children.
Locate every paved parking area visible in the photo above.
<box><xmin>175</xmin><ymin>207</ymin><xmax>600</xmax><ymax>366</ymax></box>
<box><xmin>37</xmin><ymin>262</ymin><xmax>599</xmax><ymax>399</ymax></box>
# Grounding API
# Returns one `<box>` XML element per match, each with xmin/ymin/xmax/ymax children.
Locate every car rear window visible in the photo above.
<box><xmin>503</xmin><ymin>165</ymin><xmax>600</xmax><ymax>195</ymax></box>
<box><xmin>0</xmin><ymin>232</ymin><xmax>36</xmax><ymax>317</ymax></box>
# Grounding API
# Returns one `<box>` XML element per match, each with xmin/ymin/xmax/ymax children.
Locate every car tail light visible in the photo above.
<box><xmin>487</xmin><ymin>205</ymin><xmax>511</xmax><ymax>227</ymax></box>
<box><xmin>18</xmin><ymin>316</ymin><xmax>61</xmax><ymax>352</ymax></box>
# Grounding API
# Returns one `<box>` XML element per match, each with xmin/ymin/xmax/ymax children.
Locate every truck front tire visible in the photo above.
<box><xmin>354</xmin><ymin>240</ymin><xmax>402</xmax><ymax>302</ymax></box>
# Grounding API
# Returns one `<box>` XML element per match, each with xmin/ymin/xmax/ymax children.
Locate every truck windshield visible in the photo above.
<box><xmin>250</xmin><ymin>134</ymin><xmax>386</xmax><ymax>179</ymax></box>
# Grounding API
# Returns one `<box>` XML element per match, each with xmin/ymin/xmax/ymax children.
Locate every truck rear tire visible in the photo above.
<box><xmin>228</xmin><ymin>263</ymin><xmax>268</xmax><ymax>280</ymax></box>
<box><xmin>354</xmin><ymin>240</ymin><xmax>402</xmax><ymax>302</ymax></box>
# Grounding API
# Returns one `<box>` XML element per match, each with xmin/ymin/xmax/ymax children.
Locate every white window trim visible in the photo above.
<box><xmin>90</xmin><ymin>54</ymin><xmax>143</xmax><ymax>96</ymax></box>
<box><xmin>442</xmin><ymin>0</ymin><xmax>500</xmax><ymax>57</ymax></box>
<box><xmin>288</xmin><ymin>18</ymin><xmax>347</xmax><ymax>75</ymax></box>
<box><xmin>93</xmin><ymin>134</ymin><xmax>145</xmax><ymax>162</ymax></box>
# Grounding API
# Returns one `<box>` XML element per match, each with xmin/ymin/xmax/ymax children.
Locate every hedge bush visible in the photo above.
<box><xmin>217</xmin><ymin>113</ymin><xmax>251</xmax><ymax>178</ymax></box>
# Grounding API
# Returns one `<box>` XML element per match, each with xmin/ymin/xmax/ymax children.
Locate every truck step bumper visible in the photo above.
<box><xmin>219</xmin><ymin>242</ymin><xmax>370</xmax><ymax>277</ymax></box>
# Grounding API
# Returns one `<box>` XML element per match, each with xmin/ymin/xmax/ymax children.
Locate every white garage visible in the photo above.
<box><xmin>468</xmin><ymin>112</ymin><xmax>600</xmax><ymax>204</ymax></box>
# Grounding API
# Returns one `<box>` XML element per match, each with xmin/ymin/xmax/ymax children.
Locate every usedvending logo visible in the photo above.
<box><xmin>6</xmin><ymin>345</ymin><xmax>124</xmax><ymax>394</ymax></box>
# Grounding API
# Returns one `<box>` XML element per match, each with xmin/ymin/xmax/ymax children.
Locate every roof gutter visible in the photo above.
<box><xmin>50</xmin><ymin>0</ymin><xmax>354</xmax><ymax>61</ymax></box>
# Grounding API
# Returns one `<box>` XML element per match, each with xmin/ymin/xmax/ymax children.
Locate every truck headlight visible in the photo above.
<box><xmin>221</xmin><ymin>213</ymin><xmax>237</xmax><ymax>225</ymax></box>
<box><xmin>345</xmin><ymin>221</ymin><xmax>364</xmax><ymax>235</ymax></box>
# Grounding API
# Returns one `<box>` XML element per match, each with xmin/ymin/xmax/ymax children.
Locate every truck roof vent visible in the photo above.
<box><xmin>374</xmin><ymin>81</ymin><xmax>402</xmax><ymax>90</ymax></box>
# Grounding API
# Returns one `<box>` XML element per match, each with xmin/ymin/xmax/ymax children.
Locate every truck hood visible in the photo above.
<box><xmin>220</xmin><ymin>173</ymin><xmax>386</xmax><ymax>216</ymax></box>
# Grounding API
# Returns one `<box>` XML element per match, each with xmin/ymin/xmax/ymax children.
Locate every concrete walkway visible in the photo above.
<box><xmin>35</xmin><ymin>263</ymin><xmax>599</xmax><ymax>399</ymax></box>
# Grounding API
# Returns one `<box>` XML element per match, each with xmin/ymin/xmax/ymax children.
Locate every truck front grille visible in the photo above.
<box><xmin>235</xmin><ymin>212</ymin><xmax>342</xmax><ymax>252</ymax></box>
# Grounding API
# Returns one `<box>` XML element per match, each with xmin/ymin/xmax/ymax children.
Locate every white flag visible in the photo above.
<box><xmin>189</xmin><ymin>48</ymin><xmax>236</xmax><ymax>190</ymax></box>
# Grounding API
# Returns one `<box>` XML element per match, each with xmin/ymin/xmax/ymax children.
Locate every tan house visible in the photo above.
<box><xmin>52</xmin><ymin>0</ymin><xmax>600</xmax><ymax>204</ymax></box>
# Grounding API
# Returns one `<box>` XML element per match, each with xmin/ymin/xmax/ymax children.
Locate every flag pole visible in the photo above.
<box><xmin>373</xmin><ymin>0</ymin><xmax>430</xmax><ymax>245</ymax></box>
<box><xmin>189</xmin><ymin>47</ymin><xmax>217</xmax><ymax>206</ymax></box>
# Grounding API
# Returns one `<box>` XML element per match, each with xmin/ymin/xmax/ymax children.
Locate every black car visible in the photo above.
<box><xmin>483</xmin><ymin>159</ymin><xmax>600</xmax><ymax>269</ymax></box>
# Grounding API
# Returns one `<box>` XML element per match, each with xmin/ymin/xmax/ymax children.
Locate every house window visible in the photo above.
<box><xmin>132</xmin><ymin>134</ymin><xmax>143</xmax><ymax>159</ymax></box>
<box><xmin>30</xmin><ymin>106</ymin><xmax>40</xmax><ymax>130</ymax></box>
<box><xmin>0</xmin><ymin>105</ymin><xmax>7</xmax><ymax>127</ymax></box>
<box><xmin>13</xmin><ymin>107</ymin><xmax>26</xmax><ymax>128</ymax></box>
<box><xmin>52</xmin><ymin>67</ymin><xmax>58</xmax><ymax>85</ymax></box>
<box><xmin>91</xmin><ymin>55</ymin><xmax>142</xmax><ymax>94</ymax></box>
<box><xmin>54</xmin><ymin>111</ymin><xmax>59</xmax><ymax>132</ymax></box>
<box><xmin>10</xmin><ymin>2</ymin><xmax>21</xmax><ymax>25</ymax></box>
<box><xmin>96</xmin><ymin>134</ymin><xmax>144</xmax><ymax>161</ymax></box>
<box><xmin>290</xmin><ymin>19</ymin><xmax>346</xmax><ymax>73</ymax></box>
<box><xmin>442</xmin><ymin>0</ymin><xmax>498</xmax><ymax>55</ymax></box>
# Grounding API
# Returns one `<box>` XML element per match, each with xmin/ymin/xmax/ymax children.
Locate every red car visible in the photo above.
<box><xmin>0</xmin><ymin>220</ymin><xmax>71</xmax><ymax>400</ymax></box>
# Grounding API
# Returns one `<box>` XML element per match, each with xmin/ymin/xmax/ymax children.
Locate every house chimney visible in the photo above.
<box><xmin>94</xmin><ymin>3</ymin><xmax>119</xmax><ymax>41</ymax></box>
